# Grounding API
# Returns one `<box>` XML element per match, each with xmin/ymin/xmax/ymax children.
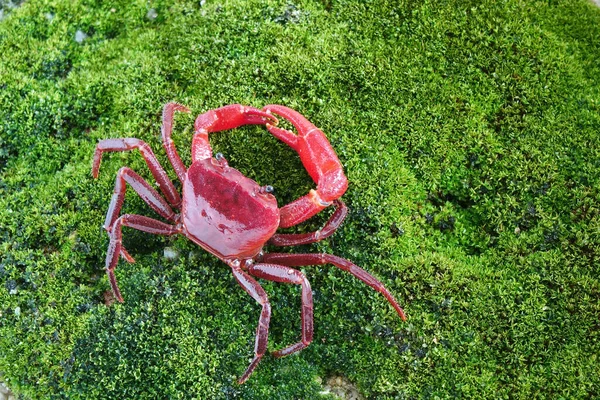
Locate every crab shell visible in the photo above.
<box><xmin>182</xmin><ymin>157</ymin><xmax>279</xmax><ymax>260</ymax></box>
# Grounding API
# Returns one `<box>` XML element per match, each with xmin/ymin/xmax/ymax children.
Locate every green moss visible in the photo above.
<box><xmin>1</xmin><ymin>0</ymin><xmax>599</xmax><ymax>398</ymax></box>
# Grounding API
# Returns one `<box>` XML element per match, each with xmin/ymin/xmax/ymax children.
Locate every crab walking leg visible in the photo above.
<box><xmin>106</xmin><ymin>214</ymin><xmax>180</xmax><ymax>303</ymax></box>
<box><xmin>262</xmin><ymin>105</ymin><xmax>349</xmax><ymax>228</ymax></box>
<box><xmin>269</xmin><ymin>200</ymin><xmax>348</xmax><ymax>246</ymax></box>
<box><xmin>161</xmin><ymin>102</ymin><xmax>191</xmax><ymax>185</ymax></box>
<box><xmin>191</xmin><ymin>105</ymin><xmax>278</xmax><ymax>162</ymax></box>
<box><xmin>261</xmin><ymin>253</ymin><xmax>407</xmax><ymax>321</ymax></box>
<box><xmin>248</xmin><ymin>263</ymin><xmax>313</xmax><ymax>357</ymax></box>
<box><xmin>104</xmin><ymin>167</ymin><xmax>178</xmax><ymax>230</ymax></box>
<box><xmin>229</xmin><ymin>263</ymin><xmax>272</xmax><ymax>384</ymax></box>
<box><xmin>102</xmin><ymin>167</ymin><xmax>178</xmax><ymax>262</ymax></box>
<box><xmin>93</xmin><ymin>138</ymin><xmax>181</xmax><ymax>207</ymax></box>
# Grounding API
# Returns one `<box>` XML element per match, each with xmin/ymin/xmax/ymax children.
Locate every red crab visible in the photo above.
<box><xmin>92</xmin><ymin>103</ymin><xmax>406</xmax><ymax>383</ymax></box>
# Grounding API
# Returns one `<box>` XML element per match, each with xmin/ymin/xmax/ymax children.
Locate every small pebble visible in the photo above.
<box><xmin>0</xmin><ymin>381</ymin><xmax>10</xmax><ymax>394</ymax></box>
<box><xmin>146</xmin><ymin>8</ymin><xmax>158</xmax><ymax>20</ymax></box>
<box><xmin>164</xmin><ymin>247</ymin><xmax>179</xmax><ymax>260</ymax></box>
<box><xmin>320</xmin><ymin>375</ymin><xmax>363</xmax><ymax>400</ymax></box>
<box><xmin>14</xmin><ymin>307</ymin><xmax>20</xmax><ymax>316</ymax></box>
<box><xmin>75</xmin><ymin>30</ymin><xmax>87</xmax><ymax>43</ymax></box>
<box><xmin>45</xmin><ymin>12</ymin><xmax>54</xmax><ymax>21</ymax></box>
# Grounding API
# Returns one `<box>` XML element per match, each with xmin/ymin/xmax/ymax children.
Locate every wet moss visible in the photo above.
<box><xmin>1</xmin><ymin>0</ymin><xmax>599</xmax><ymax>398</ymax></box>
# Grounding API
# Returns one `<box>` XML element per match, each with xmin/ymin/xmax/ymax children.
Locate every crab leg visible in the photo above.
<box><xmin>269</xmin><ymin>200</ymin><xmax>348</xmax><ymax>246</ymax></box>
<box><xmin>106</xmin><ymin>214</ymin><xmax>180</xmax><ymax>302</ymax></box>
<box><xmin>229</xmin><ymin>262</ymin><xmax>272</xmax><ymax>384</ymax></box>
<box><xmin>262</xmin><ymin>105</ymin><xmax>349</xmax><ymax>228</ymax></box>
<box><xmin>93</xmin><ymin>138</ymin><xmax>181</xmax><ymax>208</ymax></box>
<box><xmin>161</xmin><ymin>102</ymin><xmax>191</xmax><ymax>185</ymax></box>
<box><xmin>261</xmin><ymin>253</ymin><xmax>406</xmax><ymax>321</ymax></box>
<box><xmin>192</xmin><ymin>104</ymin><xmax>278</xmax><ymax>162</ymax></box>
<box><xmin>104</xmin><ymin>167</ymin><xmax>178</xmax><ymax>229</ymax></box>
<box><xmin>248</xmin><ymin>263</ymin><xmax>313</xmax><ymax>357</ymax></box>
<box><xmin>98</xmin><ymin>166</ymin><xmax>177</xmax><ymax>262</ymax></box>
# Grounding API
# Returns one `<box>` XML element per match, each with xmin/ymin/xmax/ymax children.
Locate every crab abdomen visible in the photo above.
<box><xmin>182</xmin><ymin>158</ymin><xmax>280</xmax><ymax>259</ymax></box>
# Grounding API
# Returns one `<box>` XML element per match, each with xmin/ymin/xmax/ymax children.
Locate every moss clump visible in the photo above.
<box><xmin>1</xmin><ymin>0</ymin><xmax>599</xmax><ymax>398</ymax></box>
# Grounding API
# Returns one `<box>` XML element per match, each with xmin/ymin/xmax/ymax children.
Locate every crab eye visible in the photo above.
<box><xmin>213</xmin><ymin>152</ymin><xmax>229</xmax><ymax>168</ymax></box>
<box><xmin>260</xmin><ymin>185</ymin><xmax>274</xmax><ymax>194</ymax></box>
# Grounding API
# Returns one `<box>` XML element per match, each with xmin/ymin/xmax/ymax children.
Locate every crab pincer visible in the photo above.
<box><xmin>161</xmin><ymin>103</ymin><xmax>278</xmax><ymax>184</ymax></box>
<box><xmin>262</xmin><ymin>105</ymin><xmax>349</xmax><ymax>228</ymax></box>
<box><xmin>191</xmin><ymin>104</ymin><xmax>278</xmax><ymax>163</ymax></box>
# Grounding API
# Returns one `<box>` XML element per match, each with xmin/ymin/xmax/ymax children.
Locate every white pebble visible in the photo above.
<box><xmin>146</xmin><ymin>8</ymin><xmax>158</xmax><ymax>20</ymax></box>
<box><xmin>75</xmin><ymin>30</ymin><xmax>87</xmax><ymax>43</ymax></box>
<box><xmin>0</xmin><ymin>381</ymin><xmax>11</xmax><ymax>395</ymax></box>
<box><xmin>163</xmin><ymin>247</ymin><xmax>179</xmax><ymax>260</ymax></box>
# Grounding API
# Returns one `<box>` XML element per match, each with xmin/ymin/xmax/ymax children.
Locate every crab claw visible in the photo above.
<box><xmin>194</xmin><ymin>104</ymin><xmax>278</xmax><ymax>133</ymax></box>
<box><xmin>191</xmin><ymin>105</ymin><xmax>278</xmax><ymax>162</ymax></box>
<box><xmin>262</xmin><ymin>105</ymin><xmax>348</xmax><ymax>228</ymax></box>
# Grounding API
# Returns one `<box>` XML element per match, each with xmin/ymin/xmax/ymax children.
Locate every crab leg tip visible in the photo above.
<box><xmin>166</xmin><ymin>102</ymin><xmax>191</xmax><ymax>114</ymax></box>
<box><xmin>399</xmin><ymin>310</ymin><xmax>407</xmax><ymax>321</ymax></box>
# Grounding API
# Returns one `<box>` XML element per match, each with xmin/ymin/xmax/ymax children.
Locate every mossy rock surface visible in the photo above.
<box><xmin>1</xmin><ymin>0</ymin><xmax>599</xmax><ymax>398</ymax></box>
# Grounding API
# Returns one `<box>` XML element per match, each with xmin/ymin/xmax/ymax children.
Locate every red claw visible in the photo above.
<box><xmin>194</xmin><ymin>104</ymin><xmax>277</xmax><ymax>133</ymax></box>
<box><xmin>262</xmin><ymin>105</ymin><xmax>349</xmax><ymax>228</ymax></box>
<box><xmin>192</xmin><ymin>104</ymin><xmax>278</xmax><ymax>162</ymax></box>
